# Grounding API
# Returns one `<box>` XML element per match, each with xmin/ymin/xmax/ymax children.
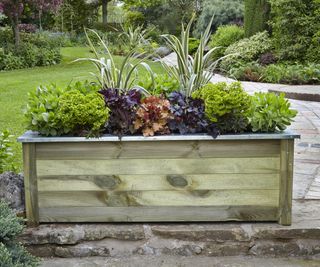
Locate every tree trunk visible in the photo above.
<box><xmin>12</xmin><ymin>16</ymin><xmax>20</xmax><ymax>49</ymax></box>
<box><xmin>102</xmin><ymin>0</ymin><xmax>108</xmax><ymax>25</ymax></box>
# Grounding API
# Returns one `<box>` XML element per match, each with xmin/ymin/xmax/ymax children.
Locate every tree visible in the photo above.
<box><xmin>0</xmin><ymin>0</ymin><xmax>62</xmax><ymax>48</ymax></box>
<box><xmin>0</xmin><ymin>0</ymin><xmax>25</xmax><ymax>48</ymax></box>
<box><xmin>101</xmin><ymin>0</ymin><xmax>112</xmax><ymax>25</ymax></box>
<box><xmin>244</xmin><ymin>0</ymin><xmax>270</xmax><ymax>37</ymax></box>
<box><xmin>32</xmin><ymin>0</ymin><xmax>63</xmax><ymax>30</ymax></box>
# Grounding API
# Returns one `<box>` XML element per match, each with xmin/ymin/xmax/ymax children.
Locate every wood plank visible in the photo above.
<box><xmin>39</xmin><ymin>206</ymin><xmax>279</xmax><ymax>222</ymax></box>
<box><xmin>37</xmin><ymin>158</ymin><xmax>280</xmax><ymax>176</ymax></box>
<box><xmin>23</xmin><ymin>143</ymin><xmax>39</xmax><ymax>226</ymax></box>
<box><xmin>38</xmin><ymin>190</ymin><xmax>279</xmax><ymax>207</ymax></box>
<box><xmin>36</xmin><ymin>140</ymin><xmax>280</xmax><ymax>160</ymax></box>
<box><xmin>38</xmin><ymin>174</ymin><xmax>280</xmax><ymax>192</ymax></box>
<box><xmin>278</xmin><ymin>139</ymin><xmax>294</xmax><ymax>225</ymax></box>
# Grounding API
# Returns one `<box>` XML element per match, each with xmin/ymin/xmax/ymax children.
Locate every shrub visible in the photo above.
<box><xmin>188</xmin><ymin>38</ymin><xmax>200</xmax><ymax>55</ymax></box>
<box><xmin>192</xmin><ymin>82</ymin><xmax>251</xmax><ymax>133</ymax></box>
<box><xmin>229</xmin><ymin>61</ymin><xmax>263</xmax><ymax>82</ymax></box>
<box><xmin>0</xmin><ymin>200</ymin><xmax>40</xmax><ymax>267</ymax></box>
<box><xmin>0</xmin><ymin>130</ymin><xmax>17</xmax><ymax>174</ymax></box>
<box><xmin>269</xmin><ymin>0</ymin><xmax>320</xmax><ymax>62</ymax></box>
<box><xmin>249</xmin><ymin>93</ymin><xmax>297</xmax><ymax>132</ymax></box>
<box><xmin>57</xmin><ymin>90</ymin><xmax>110</xmax><ymax>137</ymax></box>
<box><xmin>138</xmin><ymin>74</ymin><xmax>180</xmax><ymax>97</ymax></box>
<box><xmin>244</xmin><ymin>0</ymin><xmax>270</xmax><ymax>37</ymax></box>
<box><xmin>24</xmin><ymin>82</ymin><xmax>108</xmax><ymax>137</ymax></box>
<box><xmin>134</xmin><ymin>96</ymin><xmax>172</xmax><ymax>136</ymax></box>
<box><xmin>125</xmin><ymin>10</ymin><xmax>145</xmax><ymax>28</ymax></box>
<box><xmin>221</xmin><ymin>31</ymin><xmax>272</xmax><ymax>71</ymax></box>
<box><xmin>194</xmin><ymin>0</ymin><xmax>244</xmax><ymax>36</ymax></box>
<box><xmin>209</xmin><ymin>25</ymin><xmax>245</xmax><ymax>60</ymax></box>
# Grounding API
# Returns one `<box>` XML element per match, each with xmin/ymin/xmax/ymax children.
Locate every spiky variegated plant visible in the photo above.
<box><xmin>75</xmin><ymin>29</ymin><xmax>154</xmax><ymax>93</ymax></box>
<box><xmin>161</xmin><ymin>15</ymin><xmax>226</xmax><ymax>97</ymax></box>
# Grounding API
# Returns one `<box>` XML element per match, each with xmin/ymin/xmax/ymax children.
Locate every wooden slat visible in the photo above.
<box><xmin>36</xmin><ymin>140</ymin><xmax>280</xmax><ymax>160</ymax></box>
<box><xmin>278</xmin><ymin>139</ymin><xmax>294</xmax><ymax>225</ymax></box>
<box><xmin>38</xmin><ymin>190</ymin><xmax>279</xmax><ymax>207</ymax></box>
<box><xmin>37</xmin><ymin>158</ymin><xmax>280</xmax><ymax>176</ymax></box>
<box><xmin>38</xmin><ymin>174</ymin><xmax>280</xmax><ymax>192</ymax></box>
<box><xmin>23</xmin><ymin>143</ymin><xmax>39</xmax><ymax>226</ymax></box>
<box><xmin>39</xmin><ymin>206</ymin><xmax>279</xmax><ymax>222</ymax></box>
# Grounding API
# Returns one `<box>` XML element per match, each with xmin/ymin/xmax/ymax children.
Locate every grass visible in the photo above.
<box><xmin>0</xmin><ymin>46</ymin><xmax>164</xmax><ymax>170</ymax></box>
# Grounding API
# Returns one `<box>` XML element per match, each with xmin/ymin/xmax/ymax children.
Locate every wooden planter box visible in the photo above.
<box><xmin>18</xmin><ymin>131</ymin><xmax>299</xmax><ymax>226</ymax></box>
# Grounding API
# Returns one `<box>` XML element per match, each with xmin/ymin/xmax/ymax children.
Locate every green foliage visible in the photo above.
<box><xmin>24</xmin><ymin>81</ymin><xmax>109</xmax><ymax>137</ymax></box>
<box><xmin>0</xmin><ymin>30</ymin><xmax>62</xmax><ymax>71</ymax></box>
<box><xmin>162</xmin><ymin>16</ymin><xmax>223</xmax><ymax>97</ymax></box>
<box><xmin>138</xmin><ymin>74</ymin><xmax>180</xmax><ymax>96</ymax></box>
<box><xmin>269</xmin><ymin>0</ymin><xmax>320</xmax><ymax>62</ymax></box>
<box><xmin>209</xmin><ymin>25</ymin><xmax>245</xmax><ymax>60</ymax></box>
<box><xmin>192</xmin><ymin>82</ymin><xmax>251</xmax><ymax>133</ymax></box>
<box><xmin>0</xmin><ymin>201</ymin><xmax>40</xmax><ymax>267</ymax></box>
<box><xmin>57</xmin><ymin>90</ymin><xmax>109</xmax><ymax>137</ymax></box>
<box><xmin>249</xmin><ymin>93</ymin><xmax>297</xmax><ymax>132</ymax></box>
<box><xmin>188</xmin><ymin>38</ymin><xmax>200</xmax><ymax>55</ymax></box>
<box><xmin>24</xmin><ymin>84</ymin><xmax>67</xmax><ymax>136</ymax></box>
<box><xmin>229</xmin><ymin>62</ymin><xmax>320</xmax><ymax>85</ymax></box>
<box><xmin>0</xmin><ymin>130</ymin><xmax>17</xmax><ymax>173</ymax></box>
<box><xmin>244</xmin><ymin>0</ymin><xmax>270</xmax><ymax>37</ymax></box>
<box><xmin>221</xmin><ymin>31</ymin><xmax>272</xmax><ymax>71</ymax></box>
<box><xmin>124</xmin><ymin>10</ymin><xmax>145</xmax><ymax>28</ymax></box>
<box><xmin>194</xmin><ymin>0</ymin><xmax>244</xmax><ymax>37</ymax></box>
<box><xmin>0</xmin><ymin>201</ymin><xmax>24</xmax><ymax>242</ymax></box>
<box><xmin>77</xmin><ymin>29</ymin><xmax>155</xmax><ymax>92</ymax></box>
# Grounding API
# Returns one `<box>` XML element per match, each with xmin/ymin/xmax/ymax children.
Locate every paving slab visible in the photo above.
<box><xmin>40</xmin><ymin>256</ymin><xmax>320</xmax><ymax>267</ymax></box>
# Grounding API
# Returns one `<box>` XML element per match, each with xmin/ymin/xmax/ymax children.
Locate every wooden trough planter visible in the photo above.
<box><xmin>18</xmin><ymin>131</ymin><xmax>299</xmax><ymax>226</ymax></box>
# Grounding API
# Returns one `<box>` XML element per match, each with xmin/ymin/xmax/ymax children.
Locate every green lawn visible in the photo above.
<box><xmin>0</xmin><ymin>46</ymin><xmax>164</xmax><ymax>170</ymax></box>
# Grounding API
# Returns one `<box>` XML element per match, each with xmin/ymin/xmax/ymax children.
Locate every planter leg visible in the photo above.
<box><xmin>23</xmin><ymin>143</ymin><xmax>39</xmax><ymax>226</ymax></box>
<box><xmin>278</xmin><ymin>139</ymin><xmax>294</xmax><ymax>226</ymax></box>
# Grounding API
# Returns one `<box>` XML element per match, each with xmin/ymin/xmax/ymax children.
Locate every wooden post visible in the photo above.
<box><xmin>23</xmin><ymin>143</ymin><xmax>39</xmax><ymax>226</ymax></box>
<box><xmin>278</xmin><ymin>139</ymin><xmax>294</xmax><ymax>225</ymax></box>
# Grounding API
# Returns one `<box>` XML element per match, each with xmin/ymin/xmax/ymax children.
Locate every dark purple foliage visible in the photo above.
<box><xmin>168</xmin><ymin>91</ymin><xmax>219</xmax><ymax>137</ymax></box>
<box><xmin>259</xmin><ymin>52</ymin><xmax>277</xmax><ymax>66</ymax></box>
<box><xmin>19</xmin><ymin>23</ymin><xmax>37</xmax><ymax>33</ymax></box>
<box><xmin>99</xmin><ymin>88</ymin><xmax>142</xmax><ymax>136</ymax></box>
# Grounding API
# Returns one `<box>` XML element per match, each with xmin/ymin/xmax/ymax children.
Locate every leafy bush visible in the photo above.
<box><xmin>138</xmin><ymin>74</ymin><xmax>180</xmax><ymax>97</ymax></box>
<box><xmin>0</xmin><ymin>31</ymin><xmax>62</xmax><ymax>71</ymax></box>
<box><xmin>24</xmin><ymin>82</ymin><xmax>108</xmax><ymax>137</ymax></box>
<box><xmin>168</xmin><ymin>92</ymin><xmax>218</xmax><ymax>136</ymax></box>
<box><xmin>0</xmin><ymin>200</ymin><xmax>40</xmax><ymax>267</ymax></box>
<box><xmin>193</xmin><ymin>82</ymin><xmax>251</xmax><ymax>133</ymax></box>
<box><xmin>134</xmin><ymin>96</ymin><xmax>172</xmax><ymax>136</ymax></box>
<box><xmin>188</xmin><ymin>38</ymin><xmax>200</xmax><ymax>55</ymax></box>
<box><xmin>244</xmin><ymin>0</ymin><xmax>270</xmax><ymax>37</ymax></box>
<box><xmin>57</xmin><ymin>90</ymin><xmax>109</xmax><ymax>137</ymax></box>
<box><xmin>209</xmin><ymin>25</ymin><xmax>245</xmax><ymax>60</ymax></box>
<box><xmin>259</xmin><ymin>52</ymin><xmax>277</xmax><ymax>66</ymax></box>
<box><xmin>0</xmin><ymin>130</ymin><xmax>17</xmax><ymax>173</ymax></box>
<box><xmin>269</xmin><ymin>0</ymin><xmax>320</xmax><ymax>62</ymax></box>
<box><xmin>249</xmin><ymin>93</ymin><xmax>297</xmax><ymax>132</ymax></box>
<box><xmin>99</xmin><ymin>88</ymin><xmax>142</xmax><ymax>136</ymax></box>
<box><xmin>194</xmin><ymin>0</ymin><xmax>244</xmax><ymax>37</ymax></box>
<box><xmin>220</xmin><ymin>31</ymin><xmax>272</xmax><ymax>71</ymax></box>
<box><xmin>230</xmin><ymin>62</ymin><xmax>320</xmax><ymax>85</ymax></box>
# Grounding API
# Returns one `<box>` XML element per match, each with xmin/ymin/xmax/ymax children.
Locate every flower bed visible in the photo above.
<box><xmin>18</xmin><ymin>131</ymin><xmax>299</xmax><ymax>226</ymax></box>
